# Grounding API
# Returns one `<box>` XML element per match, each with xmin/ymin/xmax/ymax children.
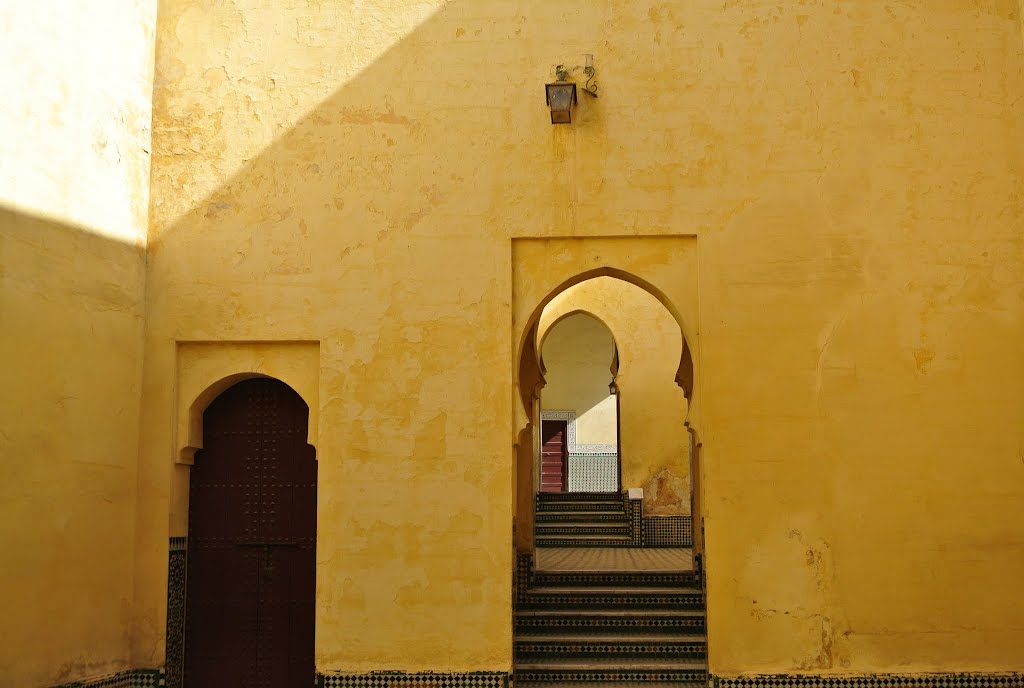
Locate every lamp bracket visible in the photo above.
<box><xmin>553</xmin><ymin>56</ymin><xmax>599</xmax><ymax>97</ymax></box>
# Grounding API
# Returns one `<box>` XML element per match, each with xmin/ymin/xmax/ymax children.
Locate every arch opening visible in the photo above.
<box><xmin>515</xmin><ymin>266</ymin><xmax>696</xmax><ymax>419</ymax></box>
<box><xmin>538</xmin><ymin>311</ymin><xmax>619</xmax><ymax>494</ymax></box>
<box><xmin>182</xmin><ymin>376</ymin><xmax>317</xmax><ymax>688</ymax></box>
<box><xmin>179</xmin><ymin>371</ymin><xmax>318</xmax><ymax>465</ymax></box>
<box><xmin>512</xmin><ymin>269</ymin><xmax>702</xmax><ymax>558</ymax></box>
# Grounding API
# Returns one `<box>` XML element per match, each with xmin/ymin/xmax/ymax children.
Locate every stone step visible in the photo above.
<box><xmin>536</xmin><ymin>502</ymin><xmax>625</xmax><ymax>512</ymax></box>
<box><xmin>536</xmin><ymin>512</ymin><xmax>629</xmax><ymax>523</ymax></box>
<box><xmin>530</xmin><ymin>570</ymin><xmax>696</xmax><ymax>588</ymax></box>
<box><xmin>527</xmin><ymin>585</ymin><xmax>702</xmax><ymax>594</ymax></box>
<box><xmin>515</xmin><ymin>610</ymin><xmax>705</xmax><ymax>635</ymax></box>
<box><xmin>536</xmin><ymin>520</ymin><xmax>629</xmax><ymax>527</ymax></box>
<box><xmin>536</xmin><ymin>532</ymin><xmax>630</xmax><ymax>536</ymax></box>
<box><xmin>516</xmin><ymin>633</ymin><xmax>706</xmax><ymax>642</ymax></box>
<box><xmin>520</xmin><ymin>587</ymin><xmax>704</xmax><ymax>611</ymax></box>
<box><xmin>515</xmin><ymin>635</ymin><xmax>707</xmax><ymax>660</ymax></box>
<box><xmin>535</xmin><ymin>535</ymin><xmax>634</xmax><ymax>548</ymax></box>
<box><xmin>512</xmin><ymin>679</ymin><xmax>704</xmax><ymax>683</ymax></box>
<box><xmin>514</xmin><ymin>658</ymin><xmax>707</xmax><ymax>685</ymax></box>
<box><xmin>535</xmin><ymin>524</ymin><xmax>631</xmax><ymax>536</ymax></box>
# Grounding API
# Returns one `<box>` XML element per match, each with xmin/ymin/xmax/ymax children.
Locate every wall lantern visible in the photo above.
<box><xmin>545</xmin><ymin>56</ymin><xmax>598</xmax><ymax>125</ymax></box>
<box><xmin>545</xmin><ymin>81</ymin><xmax>577</xmax><ymax>124</ymax></box>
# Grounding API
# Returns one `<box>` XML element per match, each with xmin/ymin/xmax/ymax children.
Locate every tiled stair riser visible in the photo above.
<box><xmin>530</xmin><ymin>571</ymin><xmax>696</xmax><ymax>587</ymax></box>
<box><xmin>515</xmin><ymin>640</ymin><xmax>708</xmax><ymax>659</ymax></box>
<box><xmin>514</xmin><ymin>668</ymin><xmax>708</xmax><ymax>684</ymax></box>
<box><xmin>537</xmin><ymin>502</ymin><xmax>623</xmax><ymax>512</ymax></box>
<box><xmin>515</xmin><ymin>614</ymin><xmax>706</xmax><ymax>635</ymax></box>
<box><xmin>537</xmin><ymin>512</ymin><xmax>628</xmax><ymax>523</ymax></box>
<box><xmin>513</xmin><ymin>551</ymin><xmax>708</xmax><ymax>686</ymax></box>
<box><xmin>519</xmin><ymin>592</ymin><xmax>704</xmax><ymax>610</ymax></box>
<box><xmin>536</xmin><ymin>492</ymin><xmax>635</xmax><ymax>547</ymax></box>
<box><xmin>535</xmin><ymin>492</ymin><xmax>696</xmax><ymax>548</ymax></box>
<box><xmin>536</xmin><ymin>538</ymin><xmax>634</xmax><ymax>547</ymax></box>
<box><xmin>536</xmin><ymin>525</ymin><xmax>631</xmax><ymax>536</ymax></box>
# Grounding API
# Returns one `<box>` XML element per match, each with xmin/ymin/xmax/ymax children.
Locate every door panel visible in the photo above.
<box><xmin>185</xmin><ymin>378</ymin><xmax>316</xmax><ymax>688</ymax></box>
<box><xmin>541</xmin><ymin>420</ymin><xmax>568</xmax><ymax>493</ymax></box>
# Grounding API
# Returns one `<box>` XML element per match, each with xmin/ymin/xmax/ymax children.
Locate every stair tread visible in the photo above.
<box><xmin>539</xmin><ymin>510</ymin><xmax>628</xmax><ymax>515</ymax></box>
<box><xmin>536</xmin><ymin>524</ymin><xmax>630</xmax><ymax>528</ymax></box>
<box><xmin>537</xmin><ymin>512</ymin><xmax>625</xmax><ymax>516</ymax></box>
<box><xmin>515</xmin><ymin>658</ymin><xmax>706</xmax><ymax>669</ymax></box>
<box><xmin>537</xmin><ymin>510</ymin><xmax>623</xmax><ymax>513</ymax></box>
<box><xmin>536</xmin><ymin>535</ymin><xmax>631</xmax><ymax>540</ymax></box>
<box><xmin>516</xmin><ymin>634</ymin><xmax>707</xmax><ymax>643</ymax></box>
<box><xmin>516</xmin><ymin>609</ymin><xmax>704</xmax><ymax>618</ymax></box>
<box><xmin>538</xmin><ymin>502</ymin><xmax>623</xmax><ymax>507</ymax></box>
<box><xmin>533</xmin><ymin>570</ymin><xmax>693</xmax><ymax>575</ymax></box>
<box><xmin>514</xmin><ymin>683</ymin><xmax>705</xmax><ymax>687</ymax></box>
<box><xmin>537</xmin><ymin>503</ymin><xmax>623</xmax><ymax>507</ymax></box>
<box><xmin>528</xmin><ymin>586</ymin><xmax>700</xmax><ymax>594</ymax></box>
<box><xmin>537</xmin><ymin>522</ymin><xmax>628</xmax><ymax>527</ymax></box>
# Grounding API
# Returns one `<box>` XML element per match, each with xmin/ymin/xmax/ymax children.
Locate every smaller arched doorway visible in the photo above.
<box><xmin>538</xmin><ymin>311</ymin><xmax>620</xmax><ymax>493</ymax></box>
<box><xmin>184</xmin><ymin>377</ymin><xmax>316</xmax><ymax>688</ymax></box>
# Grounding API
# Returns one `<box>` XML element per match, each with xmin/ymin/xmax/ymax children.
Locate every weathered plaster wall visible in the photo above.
<box><xmin>539</xmin><ymin>277</ymin><xmax>690</xmax><ymax>512</ymax></box>
<box><xmin>0</xmin><ymin>2</ymin><xmax>157</xmax><ymax>685</ymax></box>
<box><xmin>0</xmin><ymin>2</ymin><xmax>155</xmax><ymax>242</ymax></box>
<box><xmin>540</xmin><ymin>313</ymin><xmax>618</xmax><ymax>446</ymax></box>
<box><xmin>139</xmin><ymin>0</ymin><xmax>1024</xmax><ymax>678</ymax></box>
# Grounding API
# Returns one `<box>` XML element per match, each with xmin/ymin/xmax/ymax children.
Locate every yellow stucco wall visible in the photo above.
<box><xmin>538</xmin><ymin>277</ymin><xmax>691</xmax><ymax>513</ymax></box>
<box><xmin>2</xmin><ymin>0</ymin><xmax>1010</xmax><ymax>680</ymax></box>
<box><xmin>0</xmin><ymin>2</ymin><xmax>157</xmax><ymax>686</ymax></box>
<box><xmin>540</xmin><ymin>313</ymin><xmax>618</xmax><ymax>446</ymax></box>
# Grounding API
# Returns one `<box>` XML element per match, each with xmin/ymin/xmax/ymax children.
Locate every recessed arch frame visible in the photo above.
<box><xmin>510</xmin><ymin>236</ymin><xmax>704</xmax><ymax>557</ymax></box>
<box><xmin>174</xmin><ymin>341</ymin><xmax>321</xmax><ymax>466</ymax></box>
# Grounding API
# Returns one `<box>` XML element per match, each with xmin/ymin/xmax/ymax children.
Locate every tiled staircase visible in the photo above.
<box><xmin>535</xmin><ymin>492</ymin><xmax>632</xmax><ymax>548</ymax></box>
<box><xmin>513</xmin><ymin>567</ymin><xmax>707</xmax><ymax>686</ymax></box>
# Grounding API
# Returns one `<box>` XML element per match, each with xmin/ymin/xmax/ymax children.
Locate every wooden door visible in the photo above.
<box><xmin>540</xmin><ymin>420</ymin><xmax>568</xmax><ymax>493</ymax></box>
<box><xmin>184</xmin><ymin>378</ymin><xmax>316</xmax><ymax>688</ymax></box>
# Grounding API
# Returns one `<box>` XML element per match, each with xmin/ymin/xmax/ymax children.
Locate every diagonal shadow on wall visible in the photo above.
<box><xmin>136</xmin><ymin>0</ymin><xmax>663</xmax><ymax>674</ymax></box>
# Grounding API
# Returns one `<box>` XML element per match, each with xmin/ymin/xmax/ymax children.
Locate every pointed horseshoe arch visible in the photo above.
<box><xmin>515</xmin><ymin>265</ymin><xmax>697</xmax><ymax>425</ymax></box>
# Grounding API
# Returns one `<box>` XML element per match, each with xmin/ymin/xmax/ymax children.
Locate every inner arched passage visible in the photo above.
<box><xmin>538</xmin><ymin>311</ymin><xmax>619</xmax><ymax>493</ymax></box>
<box><xmin>539</xmin><ymin>278</ymin><xmax>690</xmax><ymax>511</ymax></box>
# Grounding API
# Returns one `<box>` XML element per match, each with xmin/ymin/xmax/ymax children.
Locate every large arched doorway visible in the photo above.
<box><xmin>513</xmin><ymin>270</ymin><xmax>699</xmax><ymax>556</ymax></box>
<box><xmin>184</xmin><ymin>377</ymin><xmax>317</xmax><ymax>688</ymax></box>
<box><xmin>511</xmin><ymin>269</ymin><xmax>706</xmax><ymax>686</ymax></box>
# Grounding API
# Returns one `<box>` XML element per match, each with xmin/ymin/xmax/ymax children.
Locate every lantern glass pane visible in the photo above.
<box><xmin>548</xmin><ymin>85</ymin><xmax>573</xmax><ymax>110</ymax></box>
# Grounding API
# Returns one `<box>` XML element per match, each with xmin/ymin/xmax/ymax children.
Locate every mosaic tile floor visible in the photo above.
<box><xmin>535</xmin><ymin>547</ymin><xmax>693</xmax><ymax>572</ymax></box>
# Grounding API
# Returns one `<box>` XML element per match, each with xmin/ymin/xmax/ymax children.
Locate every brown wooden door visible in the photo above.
<box><xmin>540</xmin><ymin>420</ymin><xmax>568</xmax><ymax>493</ymax></box>
<box><xmin>185</xmin><ymin>378</ymin><xmax>316</xmax><ymax>688</ymax></box>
